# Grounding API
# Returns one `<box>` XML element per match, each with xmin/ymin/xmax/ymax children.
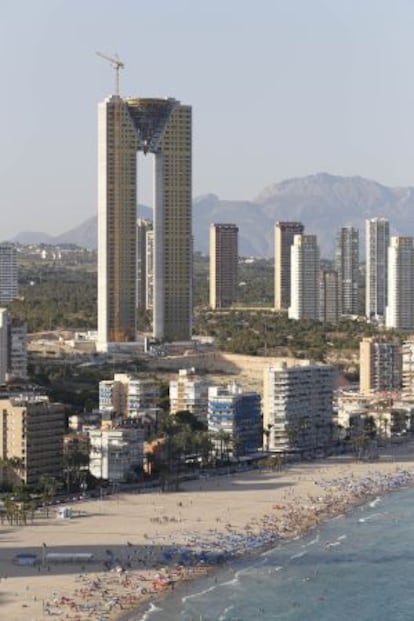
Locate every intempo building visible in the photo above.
<box><xmin>97</xmin><ymin>95</ymin><xmax>192</xmax><ymax>351</ymax></box>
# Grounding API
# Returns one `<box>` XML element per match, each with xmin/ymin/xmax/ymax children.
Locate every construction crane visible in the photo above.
<box><xmin>96</xmin><ymin>51</ymin><xmax>124</xmax><ymax>96</ymax></box>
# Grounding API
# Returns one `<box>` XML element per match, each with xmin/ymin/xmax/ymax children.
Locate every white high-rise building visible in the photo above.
<box><xmin>0</xmin><ymin>243</ymin><xmax>17</xmax><ymax>303</ymax></box>
<box><xmin>366</xmin><ymin>218</ymin><xmax>390</xmax><ymax>320</ymax></box>
<box><xmin>386</xmin><ymin>236</ymin><xmax>414</xmax><ymax>330</ymax></box>
<box><xmin>274</xmin><ymin>222</ymin><xmax>304</xmax><ymax>311</ymax></box>
<box><xmin>97</xmin><ymin>95</ymin><xmax>192</xmax><ymax>351</ymax></box>
<box><xmin>335</xmin><ymin>227</ymin><xmax>359</xmax><ymax>315</ymax></box>
<box><xmin>288</xmin><ymin>234</ymin><xmax>320</xmax><ymax>320</ymax></box>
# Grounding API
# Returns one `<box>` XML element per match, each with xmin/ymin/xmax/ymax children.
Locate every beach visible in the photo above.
<box><xmin>1</xmin><ymin>443</ymin><xmax>414</xmax><ymax>621</ymax></box>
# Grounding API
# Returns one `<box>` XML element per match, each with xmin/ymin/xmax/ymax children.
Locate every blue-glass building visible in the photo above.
<box><xmin>208</xmin><ymin>383</ymin><xmax>262</xmax><ymax>458</ymax></box>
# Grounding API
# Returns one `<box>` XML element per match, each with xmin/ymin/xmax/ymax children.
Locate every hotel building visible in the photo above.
<box><xmin>0</xmin><ymin>396</ymin><xmax>65</xmax><ymax>487</ymax></box>
<box><xmin>263</xmin><ymin>362</ymin><xmax>334</xmax><ymax>453</ymax></box>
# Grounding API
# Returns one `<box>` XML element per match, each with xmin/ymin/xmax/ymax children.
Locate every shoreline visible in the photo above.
<box><xmin>2</xmin><ymin>443</ymin><xmax>414</xmax><ymax>620</ymax></box>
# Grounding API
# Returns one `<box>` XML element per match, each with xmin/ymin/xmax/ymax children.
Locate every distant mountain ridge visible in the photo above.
<box><xmin>10</xmin><ymin>173</ymin><xmax>414</xmax><ymax>258</ymax></box>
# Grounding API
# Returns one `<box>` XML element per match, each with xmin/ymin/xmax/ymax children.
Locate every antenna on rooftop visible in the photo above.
<box><xmin>96</xmin><ymin>51</ymin><xmax>124</xmax><ymax>96</ymax></box>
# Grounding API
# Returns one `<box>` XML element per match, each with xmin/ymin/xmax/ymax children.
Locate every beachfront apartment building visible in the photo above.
<box><xmin>169</xmin><ymin>368</ymin><xmax>210</xmax><ymax>422</ymax></box>
<box><xmin>401</xmin><ymin>339</ymin><xmax>414</xmax><ymax>399</ymax></box>
<box><xmin>88</xmin><ymin>427</ymin><xmax>144</xmax><ymax>482</ymax></box>
<box><xmin>207</xmin><ymin>383</ymin><xmax>262</xmax><ymax>458</ymax></box>
<box><xmin>263</xmin><ymin>361</ymin><xmax>335</xmax><ymax>454</ymax></box>
<box><xmin>0</xmin><ymin>396</ymin><xmax>65</xmax><ymax>487</ymax></box>
<box><xmin>359</xmin><ymin>337</ymin><xmax>401</xmax><ymax>396</ymax></box>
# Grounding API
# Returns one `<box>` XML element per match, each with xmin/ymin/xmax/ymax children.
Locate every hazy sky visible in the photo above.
<box><xmin>1</xmin><ymin>0</ymin><xmax>414</xmax><ymax>240</ymax></box>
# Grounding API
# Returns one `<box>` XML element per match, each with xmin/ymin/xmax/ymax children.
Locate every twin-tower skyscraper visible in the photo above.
<box><xmin>97</xmin><ymin>94</ymin><xmax>192</xmax><ymax>351</ymax></box>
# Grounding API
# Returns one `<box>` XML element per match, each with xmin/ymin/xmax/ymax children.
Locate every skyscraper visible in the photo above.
<box><xmin>97</xmin><ymin>95</ymin><xmax>192</xmax><ymax>350</ymax></box>
<box><xmin>289</xmin><ymin>234</ymin><xmax>320</xmax><ymax>320</ymax></box>
<box><xmin>0</xmin><ymin>243</ymin><xmax>17</xmax><ymax>304</ymax></box>
<box><xmin>386</xmin><ymin>236</ymin><xmax>414</xmax><ymax>330</ymax></box>
<box><xmin>274</xmin><ymin>222</ymin><xmax>304</xmax><ymax>311</ymax></box>
<box><xmin>209</xmin><ymin>223</ymin><xmax>238</xmax><ymax>309</ymax></box>
<box><xmin>365</xmin><ymin>218</ymin><xmax>390</xmax><ymax>320</ymax></box>
<box><xmin>319</xmin><ymin>270</ymin><xmax>339</xmax><ymax>324</ymax></box>
<box><xmin>335</xmin><ymin>226</ymin><xmax>359</xmax><ymax>315</ymax></box>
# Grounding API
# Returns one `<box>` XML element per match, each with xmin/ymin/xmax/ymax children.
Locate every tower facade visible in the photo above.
<box><xmin>97</xmin><ymin>96</ymin><xmax>192</xmax><ymax>350</ymax></box>
<box><xmin>386</xmin><ymin>236</ymin><xmax>414</xmax><ymax>330</ymax></box>
<box><xmin>319</xmin><ymin>270</ymin><xmax>339</xmax><ymax>324</ymax></box>
<box><xmin>209</xmin><ymin>223</ymin><xmax>238</xmax><ymax>309</ymax></box>
<box><xmin>335</xmin><ymin>227</ymin><xmax>359</xmax><ymax>315</ymax></box>
<box><xmin>288</xmin><ymin>234</ymin><xmax>320</xmax><ymax>320</ymax></box>
<box><xmin>274</xmin><ymin>222</ymin><xmax>304</xmax><ymax>311</ymax></box>
<box><xmin>365</xmin><ymin>218</ymin><xmax>390</xmax><ymax>320</ymax></box>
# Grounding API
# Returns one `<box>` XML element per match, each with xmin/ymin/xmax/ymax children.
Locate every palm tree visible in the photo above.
<box><xmin>0</xmin><ymin>456</ymin><xmax>24</xmax><ymax>490</ymax></box>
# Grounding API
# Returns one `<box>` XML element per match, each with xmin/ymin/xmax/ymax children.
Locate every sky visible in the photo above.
<box><xmin>1</xmin><ymin>0</ymin><xmax>414</xmax><ymax>240</ymax></box>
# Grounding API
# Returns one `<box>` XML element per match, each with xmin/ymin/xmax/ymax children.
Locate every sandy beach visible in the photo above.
<box><xmin>2</xmin><ymin>443</ymin><xmax>414</xmax><ymax>621</ymax></box>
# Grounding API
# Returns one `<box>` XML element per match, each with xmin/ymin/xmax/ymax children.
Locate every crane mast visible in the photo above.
<box><xmin>96</xmin><ymin>51</ymin><xmax>124</xmax><ymax>96</ymax></box>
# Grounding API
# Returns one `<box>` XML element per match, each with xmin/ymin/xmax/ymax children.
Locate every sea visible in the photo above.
<box><xmin>136</xmin><ymin>485</ymin><xmax>414</xmax><ymax>621</ymax></box>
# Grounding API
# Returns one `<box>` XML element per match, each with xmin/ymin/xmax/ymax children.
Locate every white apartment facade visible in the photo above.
<box><xmin>88</xmin><ymin>427</ymin><xmax>144</xmax><ymax>482</ymax></box>
<box><xmin>263</xmin><ymin>361</ymin><xmax>334</xmax><ymax>453</ymax></box>
<box><xmin>169</xmin><ymin>368</ymin><xmax>209</xmax><ymax>421</ymax></box>
<box><xmin>386</xmin><ymin>236</ymin><xmax>414</xmax><ymax>330</ymax></box>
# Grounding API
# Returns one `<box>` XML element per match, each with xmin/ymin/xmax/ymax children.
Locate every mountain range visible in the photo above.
<box><xmin>11</xmin><ymin>173</ymin><xmax>414</xmax><ymax>258</ymax></box>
